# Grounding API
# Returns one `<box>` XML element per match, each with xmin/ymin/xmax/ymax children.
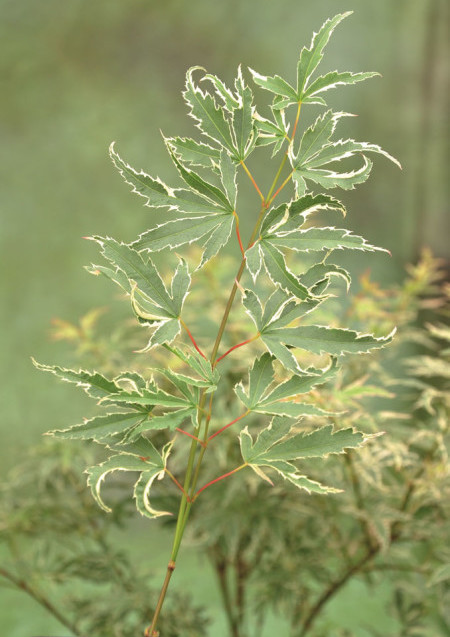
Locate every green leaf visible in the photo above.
<box><xmin>140</xmin><ymin>318</ymin><xmax>181</xmax><ymax>350</ymax></box>
<box><xmin>32</xmin><ymin>359</ymin><xmax>120</xmax><ymax>399</ymax></box>
<box><xmin>236</xmin><ymin>357</ymin><xmax>337</xmax><ymax>417</ymax></box>
<box><xmin>294</xmin><ymin>155</ymin><xmax>374</xmax><ymax>192</ymax></box>
<box><xmin>134</xmin><ymin>467</ymin><xmax>172</xmax><ymax>518</ymax></box>
<box><xmin>130</xmin><ymin>406</ymin><xmax>196</xmax><ymax>436</ymax></box>
<box><xmin>242</xmin><ymin>289</ymin><xmax>264</xmax><ymax>330</ymax></box>
<box><xmin>254</xmin><ymin>109</ymin><xmax>289</xmax><ymax>156</ymax></box>
<box><xmin>297</xmin><ymin>12</ymin><xmax>352</xmax><ymax>97</ymax></box>
<box><xmin>265</xmin><ymin>194</ymin><xmax>346</xmax><ymax>236</ymax></box>
<box><xmin>170</xmin><ymin>258</ymin><xmax>191</xmax><ymax>315</ymax></box>
<box><xmin>305</xmin><ymin>138</ymin><xmax>401</xmax><ymax>170</ymax></box>
<box><xmin>259</xmin><ymin>358</ymin><xmax>338</xmax><ymax>405</ymax></box>
<box><xmin>131</xmin><ymin>215</ymin><xmax>230</xmax><ymax>253</ymax></box>
<box><xmin>86</xmin><ymin>453</ymin><xmax>169</xmax><ymax>517</ymax></box>
<box><xmin>203</xmin><ymin>73</ymin><xmax>240</xmax><ymax>112</ymax></box>
<box><xmin>218</xmin><ymin>149</ymin><xmax>237</xmax><ymax>208</ymax></box>
<box><xmin>260</xmin><ymin>202</ymin><xmax>289</xmax><ymax>235</ymax></box>
<box><xmin>258</xmin><ymin>424</ymin><xmax>365</xmax><ymax>462</ymax></box>
<box><xmin>295</xmin><ymin>110</ymin><xmax>353</xmax><ymax>166</ymax></box>
<box><xmin>93</xmin><ymin>237</ymin><xmax>177</xmax><ymax>317</ymax></box>
<box><xmin>103</xmin><ymin>434</ymin><xmax>163</xmax><ymax>464</ymax></box>
<box><xmin>260</xmin><ymin>334</ymin><xmax>301</xmax><ymax>375</ymax></box>
<box><xmin>164</xmin><ymin>344</ymin><xmax>220</xmax><ymax>386</ymax></box>
<box><xmin>235</xmin><ymin>353</ymin><xmax>275</xmax><ymax>409</ymax></box>
<box><xmin>156</xmin><ymin>367</ymin><xmax>216</xmax><ymax>393</ymax></box>
<box><xmin>303</xmin><ymin>70</ymin><xmax>379</xmax><ymax>100</ymax></box>
<box><xmin>100</xmin><ymin>387</ymin><xmax>192</xmax><ymax>409</ymax></box>
<box><xmin>298</xmin><ymin>263</ymin><xmax>351</xmax><ymax>293</ymax></box>
<box><xmin>269</xmin><ymin>227</ymin><xmax>387</xmax><ymax>254</ymax></box>
<box><xmin>232</xmin><ymin>66</ymin><xmax>255</xmax><ymax>160</ymax></box>
<box><xmin>239</xmin><ymin>418</ymin><xmax>346</xmax><ymax>494</ymax></box>
<box><xmin>249</xmin><ymin>68</ymin><xmax>298</xmax><ymax>102</ymax></box>
<box><xmin>167</xmin><ymin>146</ymin><xmax>233</xmax><ymax>212</ymax></box>
<box><xmin>245</xmin><ymin>243</ymin><xmax>263</xmax><ymax>281</ymax></box>
<box><xmin>184</xmin><ymin>67</ymin><xmax>236</xmax><ymax>153</ymax></box>
<box><xmin>198</xmin><ymin>214</ymin><xmax>235</xmax><ymax>268</ymax></box>
<box><xmin>165</xmin><ymin>136</ymin><xmax>221</xmax><ymax>168</ymax></box>
<box><xmin>260</xmin><ymin>241</ymin><xmax>311</xmax><ymax>300</ymax></box>
<box><xmin>110</xmin><ymin>143</ymin><xmax>224</xmax><ymax>215</ymax></box>
<box><xmin>50</xmin><ymin>412</ymin><xmax>149</xmax><ymax>441</ymax></box>
<box><xmin>264</xmin><ymin>324</ymin><xmax>396</xmax><ymax>356</ymax></box>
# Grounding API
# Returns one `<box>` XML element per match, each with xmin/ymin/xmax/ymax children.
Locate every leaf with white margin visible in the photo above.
<box><xmin>269</xmin><ymin>227</ymin><xmax>388</xmax><ymax>254</ymax></box>
<box><xmin>295</xmin><ymin>110</ymin><xmax>354</xmax><ymax>166</ymax></box>
<box><xmin>49</xmin><ymin>412</ymin><xmax>150</xmax><ymax>441</ymax></box>
<box><xmin>293</xmin><ymin>155</ymin><xmax>373</xmax><ymax>194</ymax></box>
<box><xmin>183</xmin><ymin>67</ymin><xmax>236</xmax><ymax>153</ymax></box>
<box><xmin>165</xmin><ymin>136</ymin><xmax>221</xmax><ymax>168</ymax></box>
<box><xmin>263</xmin><ymin>324</ymin><xmax>396</xmax><ymax>356</ymax></box>
<box><xmin>32</xmin><ymin>359</ymin><xmax>121</xmax><ymax>399</ymax></box>
<box><xmin>235</xmin><ymin>355</ymin><xmax>337</xmax><ymax>417</ymax></box>
<box><xmin>303</xmin><ymin>70</ymin><xmax>379</xmax><ymax>101</ymax></box>
<box><xmin>239</xmin><ymin>418</ymin><xmax>347</xmax><ymax>493</ymax></box>
<box><xmin>86</xmin><ymin>454</ymin><xmax>164</xmax><ymax>514</ymax></box>
<box><xmin>110</xmin><ymin>143</ymin><xmax>223</xmax><ymax>215</ymax></box>
<box><xmin>297</xmin><ymin>12</ymin><xmax>353</xmax><ymax>98</ymax></box>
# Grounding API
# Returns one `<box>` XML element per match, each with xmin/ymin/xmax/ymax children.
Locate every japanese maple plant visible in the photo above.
<box><xmin>35</xmin><ymin>12</ymin><xmax>400</xmax><ymax>636</ymax></box>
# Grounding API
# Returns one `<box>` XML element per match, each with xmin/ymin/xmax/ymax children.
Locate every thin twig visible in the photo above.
<box><xmin>0</xmin><ymin>567</ymin><xmax>82</xmax><ymax>637</ymax></box>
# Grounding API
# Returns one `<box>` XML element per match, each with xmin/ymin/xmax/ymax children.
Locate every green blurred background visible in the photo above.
<box><xmin>1</xmin><ymin>0</ymin><xmax>448</xmax><ymax>634</ymax></box>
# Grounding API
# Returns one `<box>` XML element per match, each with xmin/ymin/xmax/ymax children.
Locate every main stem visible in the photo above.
<box><xmin>147</xmin><ymin>103</ymin><xmax>302</xmax><ymax>636</ymax></box>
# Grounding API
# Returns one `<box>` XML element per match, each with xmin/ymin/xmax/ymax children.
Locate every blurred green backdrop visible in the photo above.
<box><xmin>1</xmin><ymin>0</ymin><xmax>448</xmax><ymax>634</ymax></box>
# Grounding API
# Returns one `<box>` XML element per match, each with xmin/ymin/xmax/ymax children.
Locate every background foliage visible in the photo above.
<box><xmin>1</xmin><ymin>0</ymin><xmax>448</xmax><ymax>635</ymax></box>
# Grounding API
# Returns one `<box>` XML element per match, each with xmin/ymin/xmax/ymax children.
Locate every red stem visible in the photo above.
<box><xmin>176</xmin><ymin>428</ymin><xmax>206</xmax><ymax>447</ymax></box>
<box><xmin>165</xmin><ymin>468</ymin><xmax>188</xmax><ymax>495</ymax></box>
<box><xmin>233</xmin><ymin>211</ymin><xmax>246</xmax><ymax>258</ymax></box>
<box><xmin>193</xmin><ymin>464</ymin><xmax>247</xmax><ymax>500</ymax></box>
<box><xmin>180</xmin><ymin>319</ymin><xmax>207</xmax><ymax>359</ymax></box>
<box><xmin>215</xmin><ymin>334</ymin><xmax>259</xmax><ymax>365</ymax></box>
<box><xmin>208</xmin><ymin>411</ymin><xmax>250</xmax><ymax>442</ymax></box>
<box><xmin>240</xmin><ymin>160</ymin><xmax>265</xmax><ymax>202</ymax></box>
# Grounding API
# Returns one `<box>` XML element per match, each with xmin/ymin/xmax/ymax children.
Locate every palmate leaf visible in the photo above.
<box><xmin>293</xmin><ymin>156</ymin><xmax>374</xmax><ymax>195</ymax></box>
<box><xmin>261</xmin><ymin>194</ymin><xmax>346</xmax><ymax>235</ymax></box>
<box><xmin>263</xmin><ymin>324</ymin><xmax>396</xmax><ymax>358</ymax></box>
<box><xmin>49</xmin><ymin>412</ymin><xmax>151</xmax><ymax>441</ymax></box>
<box><xmin>86</xmin><ymin>440</ymin><xmax>173</xmax><ymax>518</ymax></box>
<box><xmin>165</xmin><ymin>136</ymin><xmax>221</xmax><ymax>168</ymax></box>
<box><xmin>303</xmin><ymin>70</ymin><xmax>380</xmax><ymax>101</ymax></box>
<box><xmin>88</xmin><ymin>237</ymin><xmax>193</xmax><ymax>347</ymax></box>
<box><xmin>235</xmin><ymin>354</ymin><xmax>337</xmax><ymax>418</ymax></box>
<box><xmin>291</xmin><ymin>112</ymin><xmax>400</xmax><ymax>194</ymax></box>
<box><xmin>295</xmin><ymin>110</ymin><xmax>353</xmax><ymax>166</ymax></box>
<box><xmin>260</xmin><ymin>241</ymin><xmax>312</xmax><ymax>300</ymax></box>
<box><xmin>243</xmin><ymin>286</ymin><xmax>395</xmax><ymax>372</ymax></box>
<box><xmin>242</xmin><ymin>287</ymin><xmax>321</xmax><ymax>335</ymax></box>
<box><xmin>269</xmin><ymin>227</ymin><xmax>388</xmax><ymax>254</ymax></box>
<box><xmin>110</xmin><ymin>143</ymin><xmax>225</xmax><ymax>215</ymax></box>
<box><xmin>253</xmin><ymin>107</ymin><xmax>290</xmax><ymax>156</ymax></box>
<box><xmin>166</xmin><ymin>145</ymin><xmax>233</xmax><ymax>212</ymax></box>
<box><xmin>231</xmin><ymin>66</ymin><xmax>255</xmax><ymax>160</ymax></box>
<box><xmin>132</xmin><ymin>214</ymin><xmax>234</xmax><ymax>266</ymax></box>
<box><xmin>164</xmin><ymin>344</ymin><xmax>220</xmax><ymax>387</ymax></box>
<box><xmin>32</xmin><ymin>360</ymin><xmax>122</xmax><ymax>399</ymax></box>
<box><xmin>92</xmin><ymin>237</ymin><xmax>177</xmax><ymax>317</ymax></box>
<box><xmin>297</xmin><ymin>13</ymin><xmax>352</xmax><ymax>98</ymax></box>
<box><xmin>250</xmin><ymin>12</ymin><xmax>376</xmax><ymax>110</ymax></box>
<box><xmin>239</xmin><ymin>417</ymin><xmax>364</xmax><ymax>493</ymax></box>
<box><xmin>184</xmin><ymin>67</ymin><xmax>236</xmax><ymax>154</ymax></box>
<box><xmin>245</xmin><ymin>194</ymin><xmax>351</xmax><ymax>290</ymax></box>
<box><xmin>185</xmin><ymin>67</ymin><xmax>256</xmax><ymax>161</ymax></box>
